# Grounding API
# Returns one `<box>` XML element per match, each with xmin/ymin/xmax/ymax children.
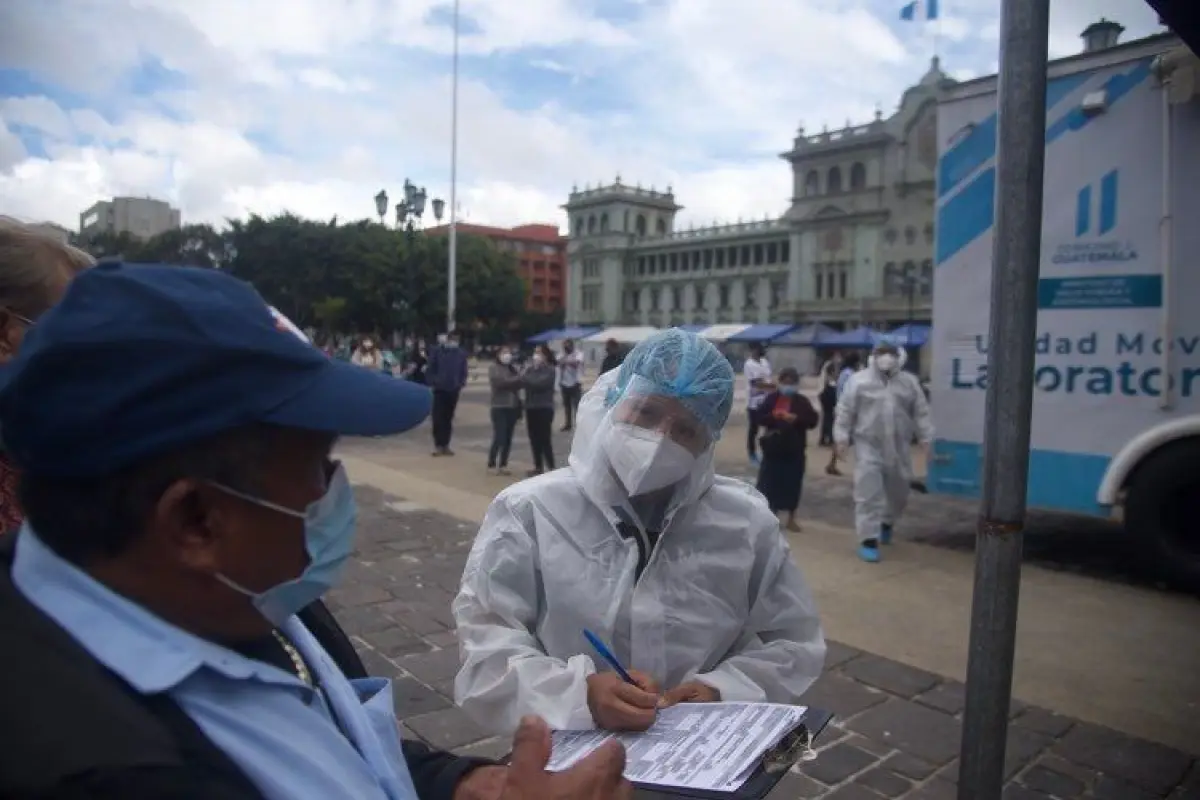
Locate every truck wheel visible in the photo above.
<box><xmin>1124</xmin><ymin>438</ymin><xmax>1200</xmax><ymax>588</ymax></box>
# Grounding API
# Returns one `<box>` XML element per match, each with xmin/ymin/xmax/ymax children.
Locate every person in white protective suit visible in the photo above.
<box><xmin>833</xmin><ymin>340</ymin><xmax>934</xmax><ymax>564</ymax></box>
<box><xmin>452</xmin><ymin>328</ymin><xmax>826</xmax><ymax>736</ymax></box>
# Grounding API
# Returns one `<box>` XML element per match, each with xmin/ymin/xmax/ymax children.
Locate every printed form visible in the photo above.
<box><xmin>546</xmin><ymin>702</ymin><xmax>808</xmax><ymax>793</ymax></box>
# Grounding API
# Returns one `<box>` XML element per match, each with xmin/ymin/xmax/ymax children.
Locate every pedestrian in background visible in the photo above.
<box><xmin>558</xmin><ymin>338</ymin><xmax>585</xmax><ymax>432</ymax></box>
<box><xmin>522</xmin><ymin>344</ymin><xmax>557</xmax><ymax>476</ymax></box>
<box><xmin>351</xmin><ymin>337</ymin><xmax>383</xmax><ymax>370</ymax></box>
<box><xmin>600</xmin><ymin>338</ymin><xmax>623</xmax><ymax>374</ymax></box>
<box><xmin>743</xmin><ymin>342</ymin><xmax>774</xmax><ymax>467</ymax></box>
<box><xmin>428</xmin><ymin>332</ymin><xmax>468</xmax><ymax>456</ymax></box>
<box><xmin>487</xmin><ymin>347</ymin><xmax>523</xmax><ymax>475</ymax></box>
<box><xmin>817</xmin><ymin>351</ymin><xmax>842</xmax><ymax>448</ymax></box>
<box><xmin>756</xmin><ymin>368</ymin><xmax>820</xmax><ymax>533</ymax></box>
<box><xmin>834</xmin><ymin>342</ymin><xmax>933</xmax><ymax>563</ymax></box>
<box><xmin>826</xmin><ymin>350</ymin><xmax>862</xmax><ymax>476</ymax></box>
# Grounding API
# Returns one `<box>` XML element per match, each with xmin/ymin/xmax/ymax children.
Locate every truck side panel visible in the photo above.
<box><xmin>929</xmin><ymin>50</ymin><xmax>1200</xmax><ymax>515</ymax></box>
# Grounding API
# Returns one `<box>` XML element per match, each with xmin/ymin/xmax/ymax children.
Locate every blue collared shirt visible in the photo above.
<box><xmin>12</xmin><ymin>525</ymin><xmax>419</xmax><ymax>800</ymax></box>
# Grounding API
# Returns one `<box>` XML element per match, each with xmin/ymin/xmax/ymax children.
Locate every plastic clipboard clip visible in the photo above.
<box><xmin>762</xmin><ymin>724</ymin><xmax>818</xmax><ymax>774</ymax></box>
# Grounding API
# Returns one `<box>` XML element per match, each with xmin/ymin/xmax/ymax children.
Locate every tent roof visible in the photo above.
<box><xmin>726</xmin><ymin>323</ymin><xmax>796</xmax><ymax>343</ymax></box>
<box><xmin>583</xmin><ymin>326</ymin><xmax>660</xmax><ymax>344</ymax></box>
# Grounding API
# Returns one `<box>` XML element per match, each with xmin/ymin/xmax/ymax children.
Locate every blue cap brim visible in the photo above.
<box><xmin>263</xmin><ymin>358</ymin><xmax>432</xmax><ymax>437</ymax></box>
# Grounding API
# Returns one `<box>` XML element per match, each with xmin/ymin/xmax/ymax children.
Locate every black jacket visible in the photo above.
<box><xmin>0</xmin><ymin>533</ymin><xmax>493</xmax><ymax>800</ymax></box>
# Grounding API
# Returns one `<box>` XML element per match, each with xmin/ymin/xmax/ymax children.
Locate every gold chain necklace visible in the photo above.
<box><xmin>271</xmin><ymin>629</ymin><xmax>313</xmax><ymax>686</ymax></box>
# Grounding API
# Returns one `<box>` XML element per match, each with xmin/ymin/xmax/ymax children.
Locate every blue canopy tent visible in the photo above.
<box><xmin>526</xmin><ymin>326</ymin><xmax>600</xmax><ymax>344</ymax></box>
<box><xmin>676</xmin><ymin>324</ymin><xmax>711</xmax><ymax>334</ymax></box>
<box><xmin>725</xmin><ymin>323</ymin><xmax>796</xmax><ymax>343</ymax></box>
<box><xmin>820</xmin><ymin>326</ymin><xmax>878</xmax><ymax>348</ymax></box>
<box><xmin>877</xmin><ymin>323</ymin><xmax>931</xmax><ymax>347</ymax></box>
<box><xmin>773</xmin><ymin>323</ymin><xmax>838</xmax><ymax>346</ymax></box>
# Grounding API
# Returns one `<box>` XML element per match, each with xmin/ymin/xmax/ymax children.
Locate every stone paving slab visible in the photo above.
<box><xmin>334</xmin><ymin>483</ymin><xmax>1199</xmax><ymax>799</ymax></box>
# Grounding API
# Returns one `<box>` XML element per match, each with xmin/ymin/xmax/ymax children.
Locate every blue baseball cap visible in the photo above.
<box><xmin>0</xmin><ymin>262</ymin><xmax>432</xmax><ymax>477</ymax></box>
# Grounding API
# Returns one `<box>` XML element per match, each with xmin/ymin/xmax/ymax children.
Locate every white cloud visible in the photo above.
<box><xmin>0</xmin><ymin>0</ymin><xmax>1169</xmax><ymax>235</ymax></box>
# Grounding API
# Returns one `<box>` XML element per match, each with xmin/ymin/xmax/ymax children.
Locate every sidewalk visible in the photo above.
<box><xmin>333</xmin><ymin>480</ymin><xmax>1199</xmax><ymax>800</ymax></box>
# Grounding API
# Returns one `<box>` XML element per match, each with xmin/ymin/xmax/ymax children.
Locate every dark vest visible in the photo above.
<box><xmin>0</xmin><ymin>535</ymin><xmax>266</xmax><ymax>797</ymax></box>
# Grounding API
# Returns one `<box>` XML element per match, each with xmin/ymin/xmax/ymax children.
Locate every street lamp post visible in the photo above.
<box><xmin>887</xmin><ymin>262</ymin><xmax>927</xmax><ymax>348</ymax></box>
<box><xmin>380</xmin><ymin>182</ymin><xmax>445</xmax><ymax>345</ymax></box>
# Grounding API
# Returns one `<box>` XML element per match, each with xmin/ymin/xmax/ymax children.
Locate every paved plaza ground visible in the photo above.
<box><xmin>329</xmin><ymin>482</ymin><xmax>1200</xmax><ymax>800</ymax></box>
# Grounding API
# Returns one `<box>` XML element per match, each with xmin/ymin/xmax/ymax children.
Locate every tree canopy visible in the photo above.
<box><xmin>78</xmin><ymin>215</ymin><xmax>530</xmax><ymax>338</ymax></box>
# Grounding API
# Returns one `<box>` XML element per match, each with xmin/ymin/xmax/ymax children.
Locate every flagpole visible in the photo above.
<box><xmin>446</xmin><ymin>0</ymin><xmax>460</xmax><ymax>335</ymax></box>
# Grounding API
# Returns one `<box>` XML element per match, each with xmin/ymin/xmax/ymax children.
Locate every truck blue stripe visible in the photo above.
<box><xmin>1099</xmin><ymin>169</ymin><xmax>1119</xmax><ymax>234</ymax></box>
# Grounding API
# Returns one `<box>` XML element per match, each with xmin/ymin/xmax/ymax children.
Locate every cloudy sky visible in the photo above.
<box><xmin>0</xmin><ymin>0</ymin><xmax>1165</xmax><ymax>233</ymax></box>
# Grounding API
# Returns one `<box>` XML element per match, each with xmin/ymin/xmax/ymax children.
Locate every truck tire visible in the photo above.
<box><xmin>1123</xmin><ymin>437</ymin><xmax>1200</xmax><ymax>588</ymax></box>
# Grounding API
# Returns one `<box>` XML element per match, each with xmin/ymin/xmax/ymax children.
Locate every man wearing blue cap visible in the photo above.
<box><xmin>0</xmin><ymin>263</ymin><xmax>629</xmax><ymax>800</ymax></box>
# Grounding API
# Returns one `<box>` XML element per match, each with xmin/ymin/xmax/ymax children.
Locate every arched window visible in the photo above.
<box><xmin>636</xmin><ymin>214</ymin><xmax>647</xmax><ymax>236</ymax></box>
<box><xmin>924</xmin><ymin>222</ymin><xmax>934</xmax><ymax>243</ymax></box>
<box><xmin>587</xmin><ymin>215</ymin><xmax>597</xmax><ymax>234</ymax></box>
<box><xmin>905</xmin><ymin>226</ymin><xmax>916</xmax><ymax>245</ymax></box>
<box><xmin>656</xmin><ymin>218</ymin><xmax>667</xmax><ymax>235</ymax></box>
<box><xmin>804</xmin><ymin>170</ymin><xmax>820</xmax><ymax>196</ymax></box>
<box><xmin>885</xmin><ymin>228</ymin><xmax>897</xmax><ymax>245</ymax></box>
<box><xmin>850</xmin><ymin>162</ymin><xmax>867</xmax><ymax>190</ymax></box>
<box><xmin>920</xmin><ymin>259</ymin><xmax>933</xmax><ymax>295</ymax></box>
<box><xmin>827</xmin><ymin>166</ymin><xmax>843</xmax><ymax>194</ymax></box>
<box><xmin>623</xmin><ymin>210</ymin><xmax>629</xmax><ymax>232</ymax></box>
<box><xmin>600</xmin><ymin>213</ymin><xmax>609</xmax><ymax>233</ymax></box>
<box><xmin>574</xmin><ymin>217</ymin><xmax>584</xmax><ymax>236</ymax></box>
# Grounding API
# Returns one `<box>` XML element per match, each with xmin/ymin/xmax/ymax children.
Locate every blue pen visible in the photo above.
<box><xmin>583</xmin><ymin>629</ymin><xmax>636</xmax><ymax>685</ymax></box>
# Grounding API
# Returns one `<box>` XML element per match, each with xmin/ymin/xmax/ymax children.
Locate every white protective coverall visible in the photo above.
<box><xmin>832</xmin><ymin>349</ymin><xmax>934</xmax><ymax>543</ymax></box>
<box><xmin>452</xmin><ymin>370</ymin><xmax>826</xmax><ymax>735</ymax></box>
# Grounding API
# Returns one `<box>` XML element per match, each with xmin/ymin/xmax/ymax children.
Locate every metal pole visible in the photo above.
<box><xmin>446</xmin><ymin>0</ymin><xmax>460</xmax><ymax>334</ymax></box>
<box><xmin>957</xmin><ymin>0</ymin><xmax>1050</xmax><ymax>798</ymax></box>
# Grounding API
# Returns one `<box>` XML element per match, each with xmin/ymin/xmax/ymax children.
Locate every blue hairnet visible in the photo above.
<box><xmin>605</xmin><ymin>328</ymin><xmax>735</xmax><ymax>437</ymax></box>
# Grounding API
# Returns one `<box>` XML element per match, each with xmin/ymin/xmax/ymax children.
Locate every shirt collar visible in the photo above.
<box><xmin>11</xmin><ymin>524</ymin><xmax>305</xmax><ymax>694</ymax></box>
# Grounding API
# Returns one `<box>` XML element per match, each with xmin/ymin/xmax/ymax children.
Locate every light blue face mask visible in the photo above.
<box><xmin>780</xmin><ymin>385</ymin><xmax>799</xmax><ymax>396</ymax></box>
<box><xmin>213</xmin><ymin>462</ymin><xmax>357</xmax><ymax>627</ymax></box>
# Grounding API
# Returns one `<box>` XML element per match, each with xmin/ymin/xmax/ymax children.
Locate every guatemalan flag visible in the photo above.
<box><xmin>900</xmin><ymin>0</ymin><xmax>939</xmax><ymax>20</ymax></box>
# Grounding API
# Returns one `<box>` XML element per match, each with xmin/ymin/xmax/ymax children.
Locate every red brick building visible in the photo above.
<box><xmin>425</xmin><ymin>222</ymin><xmax>567</xmax><ymax>313</ymax></box>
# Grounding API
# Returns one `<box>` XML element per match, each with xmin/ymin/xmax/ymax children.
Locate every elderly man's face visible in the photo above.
<box><xmin>158</xmin><ymin>428</ymin><xmax>338</xmax><ymax>637</ymax></box>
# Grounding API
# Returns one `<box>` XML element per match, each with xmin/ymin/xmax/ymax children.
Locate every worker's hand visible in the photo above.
<box><xmin>586</xmin><ymin>671</ymin><xmax>660</xmax><ymax>731</ymax></box>
<box><xmin>781</xmin><ymin>412</ymin><xmax>798</xmax><ymax>423</ymax></box>
<box><xmin>501</xmin><ymin>716</ymin><xmax>632</xmax><ymax>800</ymax></box>
<box><xmin>659</xmin><ymin>681</ymin><xmax>721</xmax><ymax>707</ymax></box>
<box><xmin>455</xmin><ymin>766</ymin><xmax>507</xmax><ymax>800</ymax></box>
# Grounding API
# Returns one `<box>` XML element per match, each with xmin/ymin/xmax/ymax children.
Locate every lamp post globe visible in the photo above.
<box><xmin>432</xmin><ymin>198</ymin><xmax>445</xmax><ymax>222</ymax></box>
<box><xmin>374</xmin><ymin>190</ymin><xmax>389</xmax><ymax>223</ymax></box>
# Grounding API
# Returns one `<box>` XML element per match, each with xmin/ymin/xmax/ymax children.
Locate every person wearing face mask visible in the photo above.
<box><xmin>833</xmin><ymin>341</ymin><xmax>934</xmax><ymax>563</ymax></box>
<box><xmin>487</xmin><ymin>347</ymin><xmax>523</xmax><ymax>475</ymax></box>
<box><xmin>755</xmin><ymin>368</ymin><xmax>820</xmax><ymax>533</ymax></box>
<box><xmin>520</xmin><ymin>344</ymin><xmax>557</xmax><ymax>476</ymax></box>
<box><xmin>0</xmin><ymin>263</ymin><xmax>633</xmax><ymax>800</ymax></box>
<box><xmin>352</xmin><ymin>337</ymin><xmax>384</xmax><ymax>370</ymax></box>
<box><xmin>0</xmin><ymin>221</ymin><xmax>94</xmax><ymax>535</ymax></box>
<box><xmin>453</xmin><ymin>328</ymin><xmax>826</xmax><ymax>737</ymax></box>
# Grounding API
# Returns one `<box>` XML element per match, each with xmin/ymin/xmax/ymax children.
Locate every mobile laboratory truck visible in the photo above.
<box><xmin>928</xmin><ymin>32</ymin><xmax>1200</xmax><ymax>583</ymax></box>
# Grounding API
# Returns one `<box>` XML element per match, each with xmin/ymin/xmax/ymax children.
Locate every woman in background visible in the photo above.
<box><xmin>521</xmin><ymin>344</ymin><xmax>557</xmax><ymax>476</ymax></box>
<box><xmin>487</xmin><ymin>346</ymin><xmax>523</xmax><ymax>475</ymax></box>
<box><xmin>756</xmin><ymin>367</ymin><xmax>819</xmax><ymax>532</ymax></box>
<box><xmin>0</xmin><ymin>220</ymin><xmax>94</xmax><ymax>533</ymax></box>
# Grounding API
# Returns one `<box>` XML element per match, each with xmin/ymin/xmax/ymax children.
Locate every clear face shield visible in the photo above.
<box><xmin>598</xmin><ymin>377</ymin><xmax>715</xmax><ymax>500</ymax></box>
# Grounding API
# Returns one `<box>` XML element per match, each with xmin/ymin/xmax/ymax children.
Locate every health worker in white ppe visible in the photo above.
<box><xmin>833</xmin><ymin>341</ymin><xmax>934</xmax><ymax>564</ymax></box>
<box><xmin>452</xmin><ymin>328</ymin><xmax>826</xmax><ymax>736</ymax></box>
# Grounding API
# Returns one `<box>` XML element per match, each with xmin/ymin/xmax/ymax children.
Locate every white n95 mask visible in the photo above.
<box><xmin>603</xmin><ymin>423</ymin><xmax>696</xmax><ymax>496</ymax></box>
<box><xmin>876</xmin><ymin>354</ymin><xmax>898</xmax><ymax>374</ymax></box>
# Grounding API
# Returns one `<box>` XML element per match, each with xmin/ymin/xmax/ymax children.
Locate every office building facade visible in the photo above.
<box><xmin>79</xmin><ymin>197</ymin><xmax>182</xmax><ymax>241</ymax></box>
<box><xmin>427</xmin><ymin>222</ymin><xmax>567</xmax><ymax>313</ymax></box>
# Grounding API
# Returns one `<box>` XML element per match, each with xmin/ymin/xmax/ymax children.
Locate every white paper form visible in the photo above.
<box><xmin>546</xmin><ymin>702</ymin><xmax>808</xmax><ymax>793</ymax></box>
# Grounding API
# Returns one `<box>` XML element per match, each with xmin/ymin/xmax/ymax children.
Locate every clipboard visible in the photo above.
<box><xmin>633</xmin><ymin>707</ymin><xmax>835</xmax><ymax>800</ymax></box>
